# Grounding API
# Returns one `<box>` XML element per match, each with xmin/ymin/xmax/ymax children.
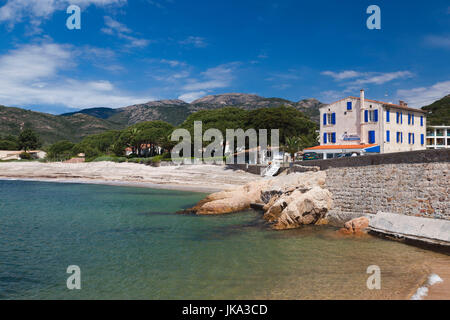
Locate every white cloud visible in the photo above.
<box><xmin>182</xmin><ymin>63</ymin><xmax>238</xmax><ymax>91</ymax></box>
<box><xmin>177</xmin><ymin>63</ymin><xmax>239</xmax><ymax>102</ymax></box>
<box><xmin>355</xmin><ymin>71</ymin><xmax>413</xmax><ymax>85</ymax></box>
<box><xmin>0</xmin><ymin>42</ymin><xmax>153</xmax><ymax>109</ymax></box>
<box><xmin>322</xmin><ymin>70</ymin><xmax>414</xmax><ymax>87</ymax></box>
<box><xmin>0</xmin><ymin>0</ymin><xmax>126</xmax><ymax>31</ymax></box>
<box><xmin>321</xmin><ymin>70</ymin><xmax>363</xmax><ymax>80</ymax></box>
<box><xmin>424</xmin><ymin>35</ymin><xmax>450</xmax><ymax>50</ymax></box>
<box><xmin>396</xmin><ymin>81</ymin><xmax>450</xmax><ymax>108</ymax></box>
<box><xmin>160</xmin><ymin>59</ymin><xmax>186</xmax><ymax>67</ymax></box>
<box><xmin>101</xmin><ymin>16</ymin><xmax>150</xmax><ymax>48</ymax></box>
<box><xmin>178</xmin><ymin>91</ymin><xmax>206</xmax><ymax>102</ymax></box>
<box><xmin>179</xmin><ymin>36</ymin><xmax>207</xmax><ymax>48</ymax></box>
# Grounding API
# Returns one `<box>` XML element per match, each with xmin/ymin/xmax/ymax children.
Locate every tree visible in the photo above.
<box><xmin>283</xmin><ymin>136</ymin><xmax>302</xmax><ymax>162</ymax></box>
<box><xmin>47</xmin><ymin>140</ymin><xmax>75</xmax><ymax>161</ymax></box>
<box><xmin>18</xmin><ymin>129</ymin><xmax>41</xmax><ymax>152</ymax></box>
<box><xmin>283</xmin><ymin>135</ymin><xmax>318</xmax><ymax>162</ymax></box>
<box><xmin>246</xmin><ymin>106</ymin><xmax>317</xmax><ymax>145</ymax></box>
<box><xmin>117</xmin><ymin>121</ymin><xmax>174</xmax><ymax>157</ymax></box>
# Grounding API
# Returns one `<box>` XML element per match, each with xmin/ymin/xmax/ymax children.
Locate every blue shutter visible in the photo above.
<box><xmin>386</xmin><ymin>110</ymin><xmax>390</xmax><ymax>122</ymax></box>
<box><xmin>408</xmin><ymin>114</ymin><xmax>411</xmax><ymax>125</ymax></box>
<box><xmin>396</xmin><ymin>112</ymin><xmax>399</xmax><ymax>123</ymax></box>
<box><xmin>374</xmin><ymin>110</ymin><xmax>378</xmax><ymax>122</ymax></box>
<box><xmin>396</xmin><ymin>132</ymin><xmax>399</xmax><ymax>143</ymax></box>
<box><xmin>323</xmin><ymin>113</ymin><xmax>327</xmax><ymax>125</ymax></box>
<box><xmin>401</xmin><ymin>132</ymin><xmax>403</xmax><ymax>143</ymax></box>
<box><xmin>412</xmin><ymin>115</ymin><xmax>414</xmax><ymax>125</ymax></box>
<box><xmin>323</xmin><ymin>132</ymin><xmax>327</xmax><ymax>144</ymax></box>
<box><xmin>331</xmin><ymin>113</ymin><xmax>336</xmax><ymax>125</ymax></box>
<box><xmin>369</xmin><ymin>131</ymin><xmax>376</xmax><ymax>144</ymax></box>
<box><xmin>331</xmin><ymin>132</ymin><xmax>336</xmax><ymax>143</ymax></box>
<box><xmin>386</xmin><ymin>130</ymin><xmax>390</xmax><ymax>142</ymax></box>
<box><xmin>420</xmin><ymin>116</ymin><xmax>424</xmax><ymax>127</ymax></box>
<box><xmin>365</xmin><ymin>110</ymin><xmax>369</xmax><ymax>123</ymax></box>
<box><xmin>347</xmin><ymin>102</ymin><xmax>352</xmax><ymax>110</ymax></box>
<box><xmin>413</xmin><ymin>133</ymin><xmax>415</xmax><ymax>144</ymax></box>
<box><xmin>421</xmin><ymin>134</ymin><xmax>424</xmax><ymax>145</ymax></box>
<box><xmin>401</xmin><ymin>112</ymin><xmax>403</xmax><ymax>124</ymax></box>
<box><xmin>408</xmin><ymin>133</ymin><xmax>411</xmax><ymax>144</ymax></box>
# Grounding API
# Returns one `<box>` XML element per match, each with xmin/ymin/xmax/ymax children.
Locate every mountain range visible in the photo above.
<box><xmin>1</xmin><ymin>93</ymin><xmax>325</xmax><ymax>144</ymax></box>
<box><xmin>1</xmin><ymin>93</ymin><xmax>448</xmax><ymax>145</ymax></box>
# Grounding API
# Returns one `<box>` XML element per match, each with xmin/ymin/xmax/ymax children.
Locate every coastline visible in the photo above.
<box><xmin>0</xmin><ymin>161</ymin><xmax>262</xmax><ymax>193</ymax></box>
<box><xmin>0</xmin><ymin>177</ymin><xmax>221</xmax><ymax>193</ymax></box>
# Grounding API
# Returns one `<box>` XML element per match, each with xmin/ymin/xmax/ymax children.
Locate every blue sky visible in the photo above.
<box><xmin>0</xmin><ymin>0</ymin><xmax>448</xmax><ymax>114</ymax></box>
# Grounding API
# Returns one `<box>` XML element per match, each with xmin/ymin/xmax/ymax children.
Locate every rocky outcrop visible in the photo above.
<box><xmin>181</xmin><ymin>171</ymin><xmax>333</xmax><ymax>230</ymax></box>
<box><xmin>339</xmin><ymin>217</ymin><xmax>370</xmax><ymax>235</ymax></box>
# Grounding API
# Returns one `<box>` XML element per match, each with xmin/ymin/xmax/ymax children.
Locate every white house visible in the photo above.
<box><xmin>304</xmin><ymin>89</ymin><xmax>427</xmax><ymax>159</ymax></box>
<box><xmin>426</xmin><ymin>125</ymin><xmax>450</xmax><ymax>149</ymax></box>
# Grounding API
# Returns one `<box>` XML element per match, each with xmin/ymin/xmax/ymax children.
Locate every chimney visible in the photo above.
<box><xmin>360</xmin><ymin>89</ymin><xmax>366</xmax><ymax>144</ymax></box>
<box><xmin>360</xmin><ymin>89</ymin><xmax>365</xmax><ymax>108</ymax></box>
<box><xmin>399</xmin><ymin>100</ymin><xmax>408</xmax><ymax>107</ymax></box>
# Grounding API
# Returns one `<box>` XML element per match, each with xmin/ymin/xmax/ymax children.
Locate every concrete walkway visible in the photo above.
<box><xmin>368</xmin><ymin>212</ymin><xmax>450</xmax><ymax>246</ymax></box>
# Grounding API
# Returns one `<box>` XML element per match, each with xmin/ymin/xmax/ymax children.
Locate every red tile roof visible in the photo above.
<box><xmin>323</xmin><ymin>96</ymin><xmax>427</xmax><ymax>114</ymax></box>
<box><xmin>304</xmin><ymin>144</ymin><xmax>377</xmax><ymax>150</ymax></box>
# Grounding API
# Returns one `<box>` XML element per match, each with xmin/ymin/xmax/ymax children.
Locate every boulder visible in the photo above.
<box><xmin>270</xmin><ymin>187</ymin><xmax>333</xmax><ymax>230</ymax></box>
<box><xmin>339</xmin><ymin>217</ymin><xmax>370</xmax><ymax>234</ymax></box>
<box><xmin>181</xmin><ymin>171</ymin><xmax>333</xmax><ymax>230</ymax></box>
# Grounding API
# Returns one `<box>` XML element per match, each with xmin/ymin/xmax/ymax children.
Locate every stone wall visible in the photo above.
<box><xmin>297</xmin><ymin>149</ymin><xmax>449</xmax><ymax>170</ymax></box>
<box><xmin>325</xmin><ymin>162</ymin><xmax>450</xmax><ymax>225</ymax></box>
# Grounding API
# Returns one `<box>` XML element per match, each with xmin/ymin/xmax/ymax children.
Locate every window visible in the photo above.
<box><xmin>397</xmin><ymin>132</ymin><xmax>403</xmax><ymax>143</ymax></box>
<box><xmin>347</xmin><ymin>101</ymin><xmax>352</xmax><ymax>111</ymax></box>
<box><xmin>323</xmin><ymin>113</ymin><xmax>336</xmax><ymax>125</ymax></box>
<box><xmin>397</xmin><ymin>112</ymin><xmax>403</xmax><ymax>124</ymax></box>
<box><xmin>386</xmin><ymin>130</ymin><xmax>390</xmax><ymax>142</ymax></box>
<box><xmin>386</xmin><ymin>110</ymin><xmax>390</xmax><ymax>123</ymax></box>
<box><xmin>365</xmin><ymin>109</ymin><xmax>379</xmax><ymax>122</ymax></box>
<box><xmin>368</xmin><ymin>131</ymin><xmax>376</xmax><ymax>144</ymax></box>
<box><xmin>408</xmin><ymin>114</ymin><xmax>415</xmax><ymax>125</ymax></box>
<box><xmin>324</xmin><ymin>132</ymin><xmax>336</xmax><ymax>144</ymax></box>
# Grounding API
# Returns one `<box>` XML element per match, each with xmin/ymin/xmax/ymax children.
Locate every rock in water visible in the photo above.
<box><xmin>270</xmin><ymin>187</ymin><xmax>333</xmax><ymax>230</ymax></box>
<box><xmin>339</xmin><ymin>217</ymin><xmax>370</xmax><ymax>234</ymax></box>
<box><xmin>181</xmin><ymin>171</ymin><xmax>334</xmax><ymax>230</ymax></box>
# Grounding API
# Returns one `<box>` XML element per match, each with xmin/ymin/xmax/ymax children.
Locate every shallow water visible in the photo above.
<box><xmin>0</xmin><ymin>180</ymin><xmax>447</xmax><ymax>300</ymax></box>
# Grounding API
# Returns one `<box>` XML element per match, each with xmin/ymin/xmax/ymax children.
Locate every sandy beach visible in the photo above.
<box><xmin>0</xmin><ymin>162</ymin><xmax>261</xmax><ymax>193</ymax></box>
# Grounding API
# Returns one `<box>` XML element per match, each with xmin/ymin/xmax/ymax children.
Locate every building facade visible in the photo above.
<box><xmin>426</xmin><ymin>126</ymin><xmax>450</xmax><ymax>149</ymax></box>
<box><xmin>304</xmin><ymin>90</ymin><xmax>427</xmax><ymax>158</ymax></box>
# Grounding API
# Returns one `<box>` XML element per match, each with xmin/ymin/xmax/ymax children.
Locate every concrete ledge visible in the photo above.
<box><xmin>368</xmin><ymin>212</ymin><xmax>450</xmax><ymax>246</ymax></box>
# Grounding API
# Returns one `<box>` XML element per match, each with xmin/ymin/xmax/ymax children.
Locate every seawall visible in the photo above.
<box><xmin>324</xmin><ymin>162</ymin><xmax>449</xmax><ymax>225</ymax></box>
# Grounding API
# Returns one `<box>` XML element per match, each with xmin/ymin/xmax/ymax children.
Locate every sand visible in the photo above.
<box><xmin>0</xmin><ymin>161</ymin><xmax>262</xmax><ymax>193</ymax></box>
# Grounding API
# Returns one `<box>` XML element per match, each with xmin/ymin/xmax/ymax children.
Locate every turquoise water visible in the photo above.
<box><xmin>0</xmin><ymin>180</ymin><xmax>445</xmax><ymax>300</ymax></box>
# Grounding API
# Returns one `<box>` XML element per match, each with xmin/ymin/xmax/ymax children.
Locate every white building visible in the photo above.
<box><xmin>426</xmin><ymin>126</ymin><xmax>450</xmax><ymax>149</ymax></box>
<box><xmin>304</xmin><ymin>90</ymin><xmax>427</xmax><ymax>159</ymax></box>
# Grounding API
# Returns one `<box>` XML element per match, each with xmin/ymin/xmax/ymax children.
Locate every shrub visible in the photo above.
<box><xmin>19</xmin><ymin>152</ymin><xmax>33</xmax><ymax>160</ymax></box>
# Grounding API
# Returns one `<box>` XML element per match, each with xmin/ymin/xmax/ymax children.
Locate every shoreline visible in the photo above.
<box><xmin>0</xmin><ymin>177</ymin><xmax>220</xmax><ymax>193</ymax></box>
<box><xmin>0</xmin><ymin>162</ymin><xmax>262</xmax><ymax>193</ymax></box>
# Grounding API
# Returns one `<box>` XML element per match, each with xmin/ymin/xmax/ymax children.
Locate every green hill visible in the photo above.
<box><xmin>422</xmin><ymin>95</ymin><xmax>450</xmax><ymax>125</ymax></box>
<box><xmin>0</xmin><ymin>93</ymin><xmax>325</xmax><ymax>145</ymax></box>
<box><xmin>0</xmin><ymin>105</ymin><xmax>122</xmax><ymax>145</ymax></box>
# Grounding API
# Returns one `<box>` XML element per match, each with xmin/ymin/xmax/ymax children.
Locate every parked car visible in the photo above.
<box><xmin>302</xmin><ymin>152</ymin><xmax>321</xmax><ymax>161</ymax></box>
